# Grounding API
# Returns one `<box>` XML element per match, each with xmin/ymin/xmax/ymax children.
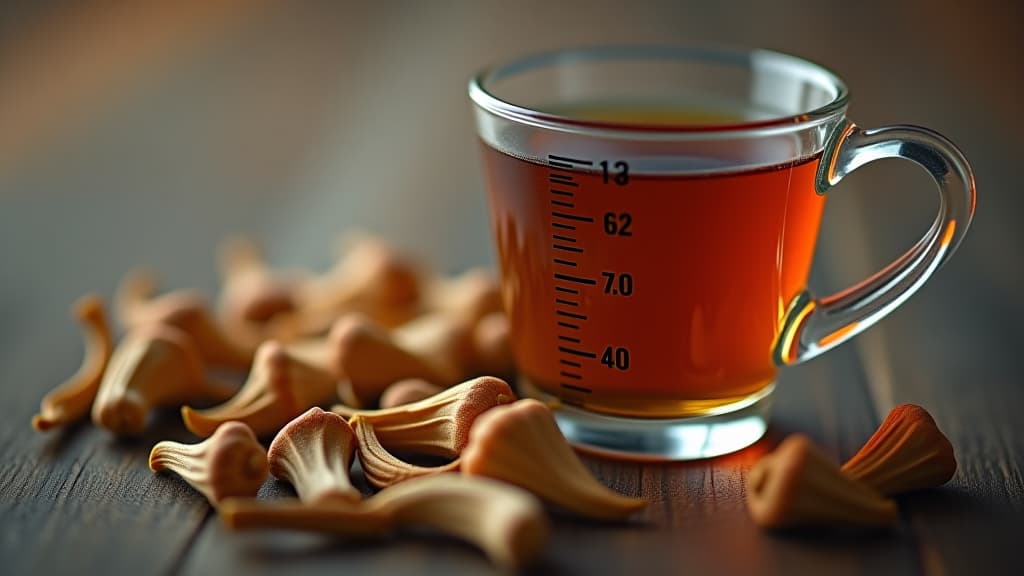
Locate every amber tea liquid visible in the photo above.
<box><xmin>482</xmin><ymin>106</ymin><xmax>826</xmax><ymax>418</ymax></box>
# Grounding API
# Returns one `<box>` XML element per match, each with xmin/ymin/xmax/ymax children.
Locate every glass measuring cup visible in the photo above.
<box><xmin>468</xmin><ymin>46</ymin><xmax>975</xmax><ymax>460</ymax></box>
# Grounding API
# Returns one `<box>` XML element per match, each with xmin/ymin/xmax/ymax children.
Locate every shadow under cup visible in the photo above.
<box><xmin>470</xmin><ymin>46</ymin><xmax>857</xmax><ymax>460</ymax></box>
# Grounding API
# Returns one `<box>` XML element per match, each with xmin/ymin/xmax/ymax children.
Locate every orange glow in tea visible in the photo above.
<box><xmin>482</xmin><ymin>130</ymin><xmax>826</xmax><ymax>418</ymax></box>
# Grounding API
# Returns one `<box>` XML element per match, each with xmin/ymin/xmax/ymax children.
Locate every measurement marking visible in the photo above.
<box><xmin>553</xmin><ymin>243</ymin><xmax>584</xmax><ymax>253</ymax></box>
<box><xmin>548</xmin><ymin>158</ymin><xmax>593</xmax><ymax>398</ymax></box>
<box><xmin>552</xmin><ymin>211</ymin><xmax>594</xmax><ymax>223</ymax></box>
<box><xmin>558</xmin><ymin>346</ymin><xmax>597</xmax><ymax>358</ymax></box>
<box><xmin>549</xmin><ymin>154</ymin><xmax>594</xmax><ymax>166</ymax></box>
<box><xmin>554</xmin><ymin>273</ymin><xmax>596</xmax><ymax>285</ymax></box>
<box><xmin>548</xmin><ymin>178</ymin><xmax>579</xmax><ymax>187</ymax></box>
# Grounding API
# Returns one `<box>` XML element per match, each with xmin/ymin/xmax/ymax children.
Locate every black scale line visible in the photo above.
<box><xmin>548</xmin><ymin>179</ymin><xmax>579</xmax><ymax>187</ymax></box>
<box><xmin>552</xmin><ymin>211</ymin><xmax>594</xmax><ymax>223</ymax></box>
<box><xmin>548</xmin><ymin>155</ymin><xmax>595</xmax><ymax>397</ymax></box>
<box><xmin>548</xmin><ymin>154</ymin><xmax>594</xmax><ymax>166</ymax></box>
<box><xmin>558</xmin><ymin>346</ymin><xmax>596</xmax><ymax>358</ymax></box>
<box><xmin>554</xmin><ymin>273</ymin><xmax>596</xmax><ymax>285</ymax></box>
<box><xmin>553</xmin><ymin>243</ymin><xmax>584</xmax><ymax>253</ymax></box>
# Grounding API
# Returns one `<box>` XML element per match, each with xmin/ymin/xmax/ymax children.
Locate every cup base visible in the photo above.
<box><xmin>518</xmin><ymin>378</ymin><xmax>773</xmax><ymax>461</ymax></box>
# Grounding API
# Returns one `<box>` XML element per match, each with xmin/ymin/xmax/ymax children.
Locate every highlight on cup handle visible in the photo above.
<box><xmin>773</xmin><ymin>120</ymin><xmax>976</xmax><ymax>366</ymax></box>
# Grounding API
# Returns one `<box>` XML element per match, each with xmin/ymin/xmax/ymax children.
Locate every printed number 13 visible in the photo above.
<box><xmin>600</xmin><ymin>160</ymin><xmax>629</xmax><ymax>186</ymax></box>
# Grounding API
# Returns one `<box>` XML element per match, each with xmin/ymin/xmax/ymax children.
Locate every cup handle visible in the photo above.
<box><xmin>774</xmin><ymin>120</ymin><xmax>976</xmax><ymax>365</ymax></box>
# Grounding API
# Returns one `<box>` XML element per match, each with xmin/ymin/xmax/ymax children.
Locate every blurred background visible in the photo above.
<box><xmin>1</xmin><ymin>0</ymin><xmax>1021</xmax><ymax>418</ymax></box>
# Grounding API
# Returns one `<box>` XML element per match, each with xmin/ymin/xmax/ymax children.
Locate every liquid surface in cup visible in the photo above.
<box><xmin>482</xmin><ymin>105</ymin><xmax>826</xmax><ymax>418</ymax></box>
<box><xmin>543</xmin><ymin>101</ymin><xmax>750</xmax><ymax>126</ymax></box>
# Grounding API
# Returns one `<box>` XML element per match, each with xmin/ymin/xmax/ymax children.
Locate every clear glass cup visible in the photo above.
<box><xmin>468</xmin><ymin>46</ymin><xmax>975</xmax><ymax>460</ymax></box>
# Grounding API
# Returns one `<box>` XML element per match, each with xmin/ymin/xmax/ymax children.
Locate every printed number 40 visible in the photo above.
<box><xmin>601</xmin><ymin>346</ymin><xmax>630</xmax><ymax>370</ymax></box>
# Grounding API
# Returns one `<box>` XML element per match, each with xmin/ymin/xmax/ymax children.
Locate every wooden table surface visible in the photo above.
<box><xmin>1</xmin><ymin>1</ymin><xmax>1021</xmax><ymax>575</ymax></box>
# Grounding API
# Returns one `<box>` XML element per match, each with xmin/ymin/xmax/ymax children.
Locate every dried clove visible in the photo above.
<box><xmin>92</xmin><ymin>325</ymin><xmax>235</xmax><ymax>436</ymax></box>
<box><xmin>461</xmin><ymin>399</ymin><xmax>647</xmax><ymax>521</ymax></box>
<box><xmin>746</xmin><ymin>434</ymin><xmax>899</xmax><ymax>529</ymax></box>
<box><xmin>220</xmin><ymin>473</ymin><xmax>548</xmax><ymax>569</ymax></box>
<box><xmin>267</xmin><ymin>407</ymin><xmax>360</xmax><ymax>504</ymax></box>
<box><xmin>351</xmin><ymin>415</ymin><xmax>460</xmax><ymax>489</ymax></box>
<box><xmin>115</xmin><ymin>270</ymin><xmax>254</xmax><ymax>370</ymax></box>
<box><xmin>841</xmin><ymin>404</ymin><xmax>957</xmax><ymax>495</ymax></box>
<box><xmin>33</xmin><ymin>294</ymin><xmax>113</xmax><ymax>431</ymax></box>
<box><xmin>330</xmin><ymin>312</ymin><xmax>473</xmax><ymax>408</ymax></box>
<box><xmin>182</xmin><ymin>339</ymin><xmax>339</xmax><ymax>438</ymax></box>
<box><xmin>332</xmin><ymin>376</ymin><xmax>515</xmax><ymax>458</ymax></box>
<box><xmin>149</xmin><ymin>421</ymin><xmax>268</xmax><ymax>506</ymax></box>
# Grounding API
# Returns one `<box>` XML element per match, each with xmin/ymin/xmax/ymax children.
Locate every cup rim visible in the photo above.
<box><xmin>469</xmin><ymin>44</ymin><xmax>850</xmax><ymax>138</ymax></box>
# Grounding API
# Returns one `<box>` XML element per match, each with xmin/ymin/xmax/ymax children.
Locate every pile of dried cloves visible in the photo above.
<box><xmin>31</xmin><ymin>232</ymin><xmax>647</xmax><ymax>569</ymax></box>
<box><xmin>746</xmin><ymin>404</ymin><xmax>957</xmax><ymax>529</ymax></box>
<box><xmin>32</xmin><ymin>232</ymin><xmax>960</xmax><ymax>566</ymax></box>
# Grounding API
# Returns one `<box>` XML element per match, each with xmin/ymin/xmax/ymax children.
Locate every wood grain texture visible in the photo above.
<box><xmin>851</xmin><ymin>258</ymin><xmax>1024</xmax><ymax>576</ymax></box>
<box><xmin>0</xmin><ymin>415</ymin><xmax>210</xmax><ymax>575</ymax></box>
